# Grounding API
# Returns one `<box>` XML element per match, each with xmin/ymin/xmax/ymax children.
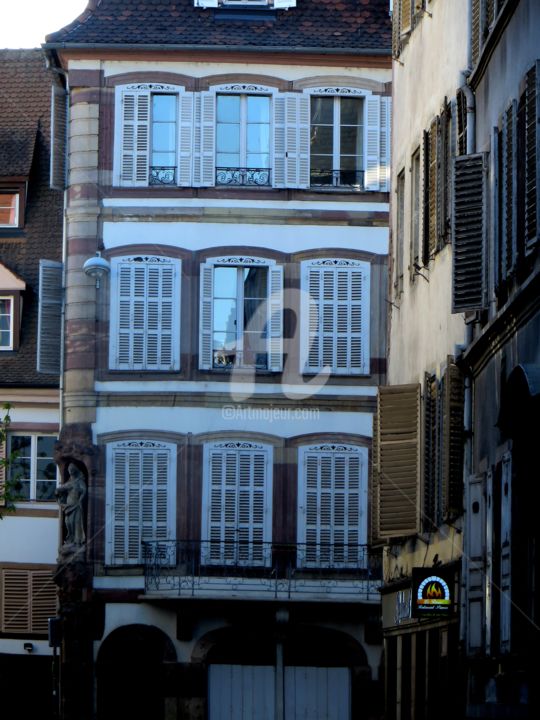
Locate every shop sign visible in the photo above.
<box><xmin>411</xmin><ymin>568</ymin><xmax>454</xmax><ymax>617</ymax></box>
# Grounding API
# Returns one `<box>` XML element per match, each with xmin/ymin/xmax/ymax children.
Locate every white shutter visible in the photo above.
<box><xmin>194</xmin><ymin>91</ymin><xmax>215</xmax><ymax>187</ymax></box>
<box><xmin>285</xmin><ymin>667</ymin><xmax>350</xmax><ymax>720</ymax></box>
<box><xmin>298</xmin><ymin>446</ymin><xmax>367</xmax><ymax>568</ymax></box>
<box><xmin>178</xmin><ymin>92</ymin><xmax>194</xmax><ymax>187</ymax></box>
<box><xmin>465</xmin><ymin>473</ymin><xmax>486</xmax><ymax>655</ymax></box>
<box><xmin>37</xmin><ymin>260</ymin><xmax>63</xmax><ymax>375</ymax></box>
<box><xmin>273</xmin><ymin>94</ymin><xmax>287</xmax><ymax>188</ymax></box>
<box><xmin>267</xmin><ymin>265</ymin><xmax>283</xmax><ymax>372</ymax></box>
<box><xmin>379</xmin><ymin>96</ymin><xmax>392</xmax><ymax>191</ymax></box>
<box><xmin>209</xmin><ymin>665</ymin><xmax>276</xmax><ymax>720</ymax></box>
<box><xmin>111</xmin><ymin>258</ymin><xmax>180</xmax><ymax>371</ymax></box>
<box><xmin>202</xmin><ymin>443</ymin><xmax>271</xmax><ymax>567</ymax></box>
<box><xmin>298</xmin><ymin>94</ymin><xmax>310</xmax><ymax>188</ymax></box>
<box><xmin>120</xmin><ymin>89</ymin><xmax>150</xmax><ymax>186</ymax></box>
<box><xmin>500</xmin><ymin>452</ymin><xmax>512</xmax><ymax>653</ymax></box>
<box><xmin>107</xmin><ymin>441</ymin><xmax>175</xmax><ymax>565</ymax></box>
<box><xmin>364</xmin><ymin>95</ymin><xmax>381</xmax><ymax>191</ymax></box>
<box><xmin>285</xmin><ymin>94</ymin><xmax>300</xmax><ymax>187</ymax></box>
<box><xmin>303</xmin><ymin>261</ymin><xmax>370</xmax><ymax>376</ymax></box>
<box><xmin>199</xmin><ymin>263</ymin><xmax>214</xmax><ymax>370</ymax></box>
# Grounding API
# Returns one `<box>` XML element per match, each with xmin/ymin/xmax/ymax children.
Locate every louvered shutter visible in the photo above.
<box><xmin>298</xmin><ymin>94</ymin><xmax>310</xmax><ymax>188</ymax></box>
<box><xmin>37</xmin><ymin>260</ymin><xmax>63</xmax><ymax>375</ymax></box>
<box><xmin>486</xmin><ymin>0</ymin><xmax>495</xmax><ymax>25</ymax></box>
<box><xmin>303</xmin><ymin>262</ymin><xmax>370</xmax><ymax>376</ymax></box>
<box><xmin>452</xmin><ymin>153</ymin><xmax>487</xmax><ymax>312</ymax></box>
<box><xmin>465</xmin><ymin>474</ymin><xmax>487</xmax><ymax>655</ymax></box>
<box><xmin>108</xmin><ymin>442</ymin><xmax>175</xmax><ymax>565</ymax></box>
<box><xmin>0</xmin><ymin>436</ymin><xmax>6</xmax><ymax>507</ymax></box>
<box><xmin>50</xmin><ymin>84</ymin><xmax>68</xmax><ymax>190</ymax></box>
<box><xmin>456</xmin><ymin>89</ymin><xmax>468</xmax><ymax>157</ymax></box>
<box><xmin>178</xmin><ymin>92</ymin><xmax>194</xmax><ymax>187</ymax></box>
<box><xmin>268</xmin><ymin>265</ymin><xmax>283</xmax><ymax>372</ymax></box>
<box><xmin>120</xmin><ymin>88</ymin><xmax>150</xmax><ymax>186</ymax></box>
<box><xmin>428</xmin><ymin>117</ymin><xmax>438</xmax><ymax>258</ymax></box>
<box><xmin>400</xmin><ymin>0</ymin><xmax>412</xmax><ymax>35</ymax></box>
<box><xmin>380</xmin><ymin>97</ymin><xmax>392</xmax><ymax>192</ymax></box>
<box><xmin>194</xmin><ymin>91</ymin><xmax>215</xmax><ymax>187</ymax></box>
<box><xmin>1</xmin><ymin>569</ymin><xmax>56</xmax><ymax>633</ymax></box>
<box><xmin>423</xmin><ymin>373</ymin><xmax>438</xmax><ymax>532</ymax></box>
<box><xmin>500</xmin><ymin>452</ymin><xmax>512</xmax><ymax>653</ymax></box>
<box><xmin>275</xmin><ymin>94</ymin><xmax>310</xmax><ymax>189</ymax></box>
<box><xmin>273</xmin><ymin>94</ymin><xmax>287</xmax><ymax>188</ymax></box>
<box><xmin>298</xmin><ymin>446</ymin><xmax>367</xmax><ymax>568</ymax></box>
<box><xmin>375</xmin><ymin>384</ymin><xmax>421</xmax><ymax>539</ymax></box>
<box><xmin>203</xmin><ymin>444</ymin><xmax>271</xmax><ymax>567</ymax></box>
<box><xmin>31</xmin><ymin>571</ymin><xmax>57</xmax><ymax>633</ymax></box>
<box><xmin>112</xmin><ymin>258</ymin><xmax>180</xmax><ymax>371</ymax></box>
<box><xmin>422</xmin><ymin>129</ymin><xmax>430</xmax><ymax>266</ymax></box>
<box><xmin>525</xmin><ymin>61</ymin><xmax>539</xmax><ymax>253</ymax></box>
<box><xmin>471</xmin><ymin>0</ymin><xmax>481</xmax><ymax>67</ymax></box>
<box><xmin>199</xmin><ymin>263</ymin><xmax>214</xmax><ymax>370</ymax></box>
<box><xmin>502</xmin><ymin>101</ymin><xmax>517</xmax><ymax>277</ymax></box>
<box><xmin>365</xmin><ymin>96</ymin><xmax>381</xmax><ymax>191</ymax></box>
<box><xmin>437</xmin><ymin>108</ymin><xmax>447</xmax><ymax>244</ymax></box>
<box><xmin>392</xmin><ymin>0</ymin><xmax>402</xmax><ymax>58</ymax></box>
<box><xmin>441</xmin><ymin>359</ymin><xmax>464</xmax><ymax>518</ymax></box>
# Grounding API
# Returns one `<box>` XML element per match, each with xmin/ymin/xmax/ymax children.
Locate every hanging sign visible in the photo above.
<box><xmin>411</xmin><ymin>568</ymin><xmax>454</xmax><ymax>617</ymax></box>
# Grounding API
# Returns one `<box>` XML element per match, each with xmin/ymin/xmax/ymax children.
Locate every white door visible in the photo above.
<box><xmin>285</xmin><ymin>667</ymin><xmax>350</xmax><ymax>720</ymax></box>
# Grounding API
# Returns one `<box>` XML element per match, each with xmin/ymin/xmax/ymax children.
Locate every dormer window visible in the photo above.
<box><xmin>194</xmin><ymin>1</ymin><xmax>296</xmax><ymax>9</ymax></box>
<box><xmin>0</xmin><ymin>191</ymin><xmax>20</xmax><ymax>228</ymax></box>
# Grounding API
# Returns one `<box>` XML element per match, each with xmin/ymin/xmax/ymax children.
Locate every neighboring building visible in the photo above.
<box><xmin>379</xmin><ymin>1</ymin><xmax>540</xmax><ymax>718</ymax></box>
<box><xmin>44</xmin><ymin>1</ymin><xmax>392</xmax><ymax>719</ymax></box>
<box><xmin>0</xmin><ymin>49</ymin><xmax>64</xmax><ymax>718</ymax></box>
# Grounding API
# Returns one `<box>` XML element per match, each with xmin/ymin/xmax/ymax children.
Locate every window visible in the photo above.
<box><xmin>297</xmin><ymin>444</ymin><xmax>368</xmax><ymax>568</ymax></box>
<box><xmin>411</xmin><ymin>148</ymin><xmax>421</xmax><ymax>274</ymax></box>
<box><xmin>106</xmin><ymin>440</ymin><xmax>176</xmax><ymax>565</ymax></box>
<box><xmin>301</xmin><ymin>259</ymin><xmax>370</xmax><ymax>376</ymax></box>
<box><xmin>310</xmin><ymin>96</ymin><xmax>364</xmax><ymax>188</ymax></box>
<box><xmin>0</xmin><ymin>296</ymin><xmax>13</xmax><ymax>350</ymax></box>
<box><xmin>216</xmin><ymin>94</ymin><xmax>271</xmax><ymax>186</ymax></box>
<box><xmin>199</xmin><ymin>257</ymin><xmax>283</xmax><ymax>372</ymax></box>
<box><xmin>202</xmin><ymin>441</ymin><xmax>272</xmax><ymax>567</ymax></box>
<box><xmin>194</xmin><ymin>1</ymin><xmax>296</xmax><ymax>8</ymax></box>
<box><xmin>0</xmin><ymin>192</ymin><xmax>19</xmax><ymax>228</ymax></box>
<box><xmin>109</xmin><ymin>256</ymin><xmax>181</xmax><ymax>371</ymax></box>
<box><xmin>7</xmin><ymin>434</ymin><xmax>58</xmax><ymax>501</ymax></box>
<box><xmin>395</xmin><ymin>170</ymin><xmax>405</xmax><ymax>294</ymax></box>
<box><xmin>150</xmin><ymin>94</ymin><xmax>177</xmax><ymax>185</ymax></box>
<box><xmin>1</xmin><ymin>567</ymin><xmax>57</xmax><ymax>634</ymax></box>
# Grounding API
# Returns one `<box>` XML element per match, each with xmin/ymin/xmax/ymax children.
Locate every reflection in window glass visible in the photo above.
<box><xmin>216</xmin><ymin>95</ymin><xmax>270</xmax><ymax>182</ymax></box>
<box><xmin>151</xmin><ymin>94</ymin><xmax>177</xmax><ymax>169</ymax></box>
<box><xmin>0</xmin><ymin>297</ymin><xmax>13</xmax><ymax>349</ymax></box>
<box><xmin>8</xmin><ymin>434</ymin><xmax>58</xmax><ymax>502</ymax></box>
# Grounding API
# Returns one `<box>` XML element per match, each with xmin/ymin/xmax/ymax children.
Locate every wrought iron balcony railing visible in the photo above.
<box><xmin>149</xmin><ymin>166</ymin><xmax>177</xmax><ymax>186</ymax></box>
<box><xmin>142</xmin><ymin>540</ymin><xmax>382</xmax><ymax>602</ymax></box>
<box><xmin>216</xmin><ymin>167</ymin><xmax>271</xmax><ymax>186</ymax></box>
<box><xmin>310</xmin><ymin>168</ymin><xmax>365</xmax><ymax>190</ymax></box>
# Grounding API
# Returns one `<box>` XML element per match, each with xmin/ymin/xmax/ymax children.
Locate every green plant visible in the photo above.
<box><xmin>0</xmin><ymin>403</ymin><xmax>20</xmax><ymax>517</ymax></box>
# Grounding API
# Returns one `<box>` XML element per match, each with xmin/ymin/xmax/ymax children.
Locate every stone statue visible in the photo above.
<box><xmin>56</xmin><ymin>463</ymin><xmax>87</xmax><ymax>545</ymax></box>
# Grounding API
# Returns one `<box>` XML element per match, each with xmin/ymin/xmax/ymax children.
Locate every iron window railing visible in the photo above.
<box><xmin>310</xmin><ymin>169</ymin><xmax>365</xmax><ymax>190</ymax></box>
<box><xmin>216</xmin><ymin>167</ymin><xmax>271</xmax><ymax>186</ymax></box>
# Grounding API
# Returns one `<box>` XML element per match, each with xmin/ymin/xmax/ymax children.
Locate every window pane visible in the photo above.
<box><xmin>36</xmin><ymin>481</ymin><xmax>57</xmax><ymax>502</ymax></box>
<box><xmin>0</xmin><ymin>330</ymin><xmax>10</xmax><ymax>347</ymax></box>
<box><xmin>213</xmin><ymin>299</ymin><xmax>237</xmax><ymax>333</ymax></box>
<box><xmin>247</xmin><ymin>96</ymin><xmax>270</xmax><ymax>123</ymax></box>
<box><xmin>217</xmin><ymin>124</ymin><xmax>240</xmax><ymax>154</ymax></box>
<box><xmin>37</xmin><ymin>459</ymin><xmax>57</xmax><ymax>481</ymax></box>
<box><xmin>214</xmin><ymin>267</ymin><xmax>237</xmax><ymax>297</ymax></box>
<box><xmin>243</xmin><ymin>268</ymin><xmax>267</xmax><ymax>299</ymax></box>
<box><xmin>0</xmin><ymin>193</ymin><xmax>17</xmax><ymax>225</ymax></box>
<box><xmin>340</xmin><ymin>126</ymin><xmax>362</xmax><ymax>156</ymax></box>
<box><xmin>310</xmin><ymin>126</ymin><xmax>333</xmax><ymax>156</ymax></box>
<box><xmin>246</xmin><ymin>154</ymin><xmax>270</xmax><ymax>169</ymax></box>
<box><xmin>152</xmin><ymin>94</ymin><xmax>176</xmax><ymax>122</ymax></box>
<box><xmin>247</xmin><ymin>124</ymin><xmax>270</xmax><ymax>156</ymax></box>
<box><xmin>37</xmin><ymin>436</ymin><xmax>56</xmax><ymax>457</ymax></box>
<box><xmin>0</xmin><ymin>314</ymin><xmax>10</xmax><ymax>331</ymax></box>
<box><xmin>217</xmin><ymin>95</ymin><xmax>240</xmax><ymax>123</ymax></box>
<box><xmin>14</xmin><ymin>480</ymin><xmax>30</xmax><ymax>500</ymax></box>
<box><xmin>152</xmin><ymin>152</ymin><xmax>176</xmax><ymax>167</ymax></box>
<box><xmin>152</xmin><ymin>124</ymin><xmax>176</xmax><ymax>153</ymax></box>
<box><xmin>244</xmin><ymin>299</ymin><xmax>266</xmax><ymax>332</ymax></box>
<box><xmin>311</xmin><ymin>97</ymin><xmax>333</xmax><ymax>125</ymax></box>
<box><xmin>10</xmin><ymin>435</ymin><xmax>31</xmax><ymax>456</ymax></box>
<box><xmin>213</xmin><ymin>333</ymin><xmax>237</xmax><ymax>367</ymax></box>
<box><xmin>340</xmin><ymin>98</ymin><xmax>363</xmax><ymax>126</ymax></box>
<box><xmin>340</xmin><ymin>155</ymin><xmax>361</xmax><ymax>172</ymax></box>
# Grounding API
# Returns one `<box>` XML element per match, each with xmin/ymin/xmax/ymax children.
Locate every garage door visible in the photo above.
<box><xmin>209</xmin><ymin>665</ymin><xmax>350</xmax><ymax>720</ymax></box>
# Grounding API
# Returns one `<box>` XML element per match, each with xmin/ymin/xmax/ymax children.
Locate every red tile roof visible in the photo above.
<box><xmin>45</xmin><ymin>0</ymin><xmax>391</xmax><ymax>53</ymax></box>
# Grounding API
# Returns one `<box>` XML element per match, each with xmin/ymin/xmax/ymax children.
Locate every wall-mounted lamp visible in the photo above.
<box><xmin>23</xmin><ymin>642</ymin><xmax>34</xmax><ymax>653</ymax></box>
<box><xmin>83</xmin><ymin>251</ymin><xmax>110</xmax><ymax>289</ymax></box>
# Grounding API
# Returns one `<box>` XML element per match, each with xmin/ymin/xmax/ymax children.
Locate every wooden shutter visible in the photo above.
<box><xmin>108</xmin><ymin>442</ymin><xmax>175</xmax><ymax>565</ymax></box>
<box><xmin>199</xmin><ymin>263</ymin><xmax>214</xmax><ymax>370</ymax></box>
<box><xmin>525</xmin><ymin>61</ymin><xmax>540</xmax><ymax>253</ymax></box>
<box><xmin>50</xmin><ymin>84</ymin><xmax>68</xmax><ymax>191</ymax></box>
<box><xmin>375</xmin><ymin>384</ymin><xmax>421</xmax><ymax>539</ymax></box>
<box><xmin>113</xmin><ymin>258</ymin><xmax>180</xmax><ymax>371</ymax></box>
<box><xmin>471</xmin><ymin>0</ymin><xmax>481</xmax><ymax>67</ymax></box>
<box><xmin>441</xmin><ymin>359</ymin><xmax>464</xmax><ymax>518</ymax></box>
<box><xmin>500</xmin><ymin>452</ymin><xmax>512</xmax><ymax>653</ymax></box>
<box><xmin>209</xmin><ymin>665</ymin><xmax>276</xmax><ymax>720</ymax></box>
<box><xmin>120</xmin><ymin>88</ymin><xmax>150</xmax><ymax>186</ymax></box>
<box><xmin>465</xmin><ymin>474</ymin><xmax>487</xmax><ymax>655</ymax></box>
<box><xmin>485</xmin><ymin>469</ymin><xmax>494</xmax><ymax>654</ymax></box>
<box><xmin>456</xmin><ymin>89</ymin><xmax>468</xmax><ymax>157</ymax></box>
<box><xmin>178</xmin><ymin>92</ymin><xmax>194</xmax><ymax>187</ymax></box>
<box><xmin>298</xmin><ymin>94</ymin><xmax>310</xmax><ymax>188</ymax></box>
<box><xmin>194</xmin><ymin>91</ymin><xmax>215</xmax><ymax>187</ymax></box>
<box><xmin>304</xmin><ymin>261</ymin><xmax>370</xmax><ymax>376</ymax></box>
<box><xmin>400</xmin><ymin>0</ymin><xmax>412</xmax><ymax>36</ymax></box>
<box><xmin>392</xmin><ymin>0</ymin><xmax>402</xmax><ymax>58</ymax></box>
<box><xmin>364</xmin><ymin>96</ymin><xmax>381</xmax><ymax>191</ymax></box>
<box><xmin>428</xmin><ymin>117</ymin><xmax>438</xmax><ymax>258</ymax></box>
<box><xmin>452</xmin><ymin>153</ymin><xmax>487</xmax><ymax>312</ymax></box>
<box><xmin>380</xmin><ymin>97</ymin><xmax>392</xmax><ymax>192</ymax></box>
<box><xmin>423</xmin><ymin>373</ymin><xmax>438</xmax><ymax>532</ymax></box>
<box><xmin>203</xmin><ymin>443</ymin><xmax>271</xmax><ymax>567</ymax></box>
<box><xmin>1</xmin><ymin>568</ymin><xmax>56</xmax><ymax>634</ymax></box>
<box><xmin>37</xmin><ymin>260</ymin><xmax>63</xmax><ymax>375</ymax></box>
<box><xmin>422</xmin><ymin>129</ymin><xmax>430</xmax><ymax>266</ymax></box>
<box><xmin>268</xmin><ymin>265</ymin><xmax>283</xmax><ymax>372</ymax></box>
<box><xmin>298</xmin><ymin>446</ymin><xmax>367</xmax><ymax>568</ymax></box>
<box><xmin>502</xmin><ymin>101</ymin><xmax>517</xmax><ymax>277</ymax></box>
<box><xmin>285</xmin><ymin>667</ymin><xmax>350</xmax><ymax>720</ymax></box>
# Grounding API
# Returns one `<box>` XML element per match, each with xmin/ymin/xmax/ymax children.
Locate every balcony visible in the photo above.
<box><xmin>142</xmin><ymin>540</ymin><xmax>382</xmax><ymax>603</ymax></box>
<box><xmin>215</xmin><ymin>167</ymin><xmax>271</xmax><ymax>186</ymax></box>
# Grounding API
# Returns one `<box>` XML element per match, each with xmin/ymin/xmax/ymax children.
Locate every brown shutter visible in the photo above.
<box><xmin>441</xmin><ymin>359</ymin><xmax>465</xmax><ymax>518</ymax></box>
<box><xmin>456</xmin><ymin>88</ymin><xmax>468</xmax><ymax>157</ymax></box>
<box><xmin>525</xmin><ymin>61</ymin><xmax>540</xmax><ymax>253</ymax></box>
<box><xmin>1</xmin><ymin>568</ymin><xmax>56</xmax><ymax>634</ymax></box>
<box><xmin>375</xmin><ymin>384</ymin><xmax>421</xmax><ymax>539</ymax></box>
<box><xmin>437</xmin><ymin>107</ymin><xmax>447</xmax><ymax>247</ymax></box>
<box><xmin>50</xmin><ymin>84</ymin><xmax>68</xmax><ymax>191</ymax></box>
<box><xmin>486</xmin><ymin>0</ymin><xmax>495</xmax><ymax>26</ymax></box>
<box><xmin>428</xmin><ymin>117</ymin><xmax>439</xmax><ymax>258</ymax></box>
<box><xmin>471</xmin><ymin>0</ymin><xmax>481</xmax><ymax>67</ymax></box>
<box><xmin>423</xmin><ymin>373</ymin><xmax>438</xmax><ymax>532</ymax></box>
<box><xmin>31</xmin><ymin>571</ymin><xmax>57</xmax><ymax>633</ymax></box>
<box><xmin>392</xmin><ymin>0</ymin><xmax>402</xmax><ymax>58</ymax></box>
<box><xmin>422</xmin><ymin>129</ymin><xmax>430</xmax><ymax>266</ymax></box>
<box><xmin>400</xmin><ymin>0</ymin><xmax>412</xmax><ymax>36</ymax></box>
<box><xmin>452</xmin><ymin>153</ymin><xmax>487</xmax><ymax>312</ymax></box>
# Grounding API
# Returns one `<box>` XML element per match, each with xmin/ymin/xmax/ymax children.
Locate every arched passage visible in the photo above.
<box><xmin>96</xmin><ymin>624</ymin><xmax>176</xmax><ymax>720</ymax></box>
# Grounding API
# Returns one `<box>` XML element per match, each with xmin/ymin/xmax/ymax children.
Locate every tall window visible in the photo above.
<box><xmin>150</xmin><ymin>94</ymin><xmax>177</xmax><ymax>185</ymax></box>
<box><xmin>395</xmin><ymin>170</ymin><xmax>405</xmax><ymax>294</ymax></box>
<box><xmin>216</xmin><ymin>94</ymin><xmax>271</xmax><ymax>186</ymax></box>
<box><xmin>109</xmin><ymin>256</ymin><xmax>181</xmax><ymax>371</ymax></box>
<box><xmin>0</xmin><ymin>296</ymin><xmax>13</xmax><ymax>350</ymax></box>
<box><xmin>0</xmin><ymin>192</ymin><xmax>19</xmax><ymax>227</ymax></box>
<box><xmin>297</xmin><ymin>444</ymin><xmax>368</xmax><ymax>568</ymax></box>
<box><xmin>7</xmin><ymin>434</ymin><xmax>58</xmax><ymax>501</ymax></box>
<box><xmin>310</xmin><ymin>96</ymin><xmax>364</xmax><ymax>188</ymax></box>
<box><xmin>411</xmin><ymin>148</ymin><xmax>421</xmax><ymax>274</ymax></box>
<box><xmin>199</xmin><ymin>258</ymin><xmax>283</xmax><ymax>372</ymax></box>
<box><xmin>202</xmin><ymin>441</ymin><xmax>272</xmax><ymax>567</ymax></box>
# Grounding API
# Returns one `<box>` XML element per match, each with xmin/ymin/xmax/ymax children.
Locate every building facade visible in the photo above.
<box><xmin>379</xmin><ymin>1</ymin><xmax>540</xmax><ymax>718</ymax></box>
<box><xmin>0</xmin><ymin>49</ymin><xmax>63</xmax><ymax>719</ymax></box>
<box><xmin>44</xmin><ymin>2</ymin><xmax>392</xmax><ymax>718</ymax></box>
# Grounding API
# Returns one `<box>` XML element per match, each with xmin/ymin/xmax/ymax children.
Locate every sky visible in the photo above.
<box><xmin>1</xmin><ymin>1</ymin><xmax>89</xmax><ymax>48</ymax></box>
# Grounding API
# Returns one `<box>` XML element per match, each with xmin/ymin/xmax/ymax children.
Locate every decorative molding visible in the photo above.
<box><xmin>305</xmin><ymin>443</ymin><xmax>363</xmax><ymax>454</ymax></box>
<box><xmin>118</xmin><ymin>255</ymin><xmax>174</xmax><ymax>265</ymax></box>
<box><xmin>306</xmin><ymin>87</ymin><xmax>368</xmax><ymax>97</ymax></box>
<box><xmin>307</xmin><ymin>258</ymin><xmax>366</xmax><ymax>267</ymax></box>
<box><xmin>206</xmin><ymin>255</ymin><xmax>273</xmax><ymax>266</ymax></box>
<box><xmin>211</xmin><ymin>441</ymin><xmax>265</xmax><ymax>450</ymax></box>
<box><xmin>212</xmin><ymin>83</ymin><xmax>273</xmax><ymax>95</ymax></box>
<box><xmin>125</xmin><ymin>83</ymin><xmax>179</xmax><ymax>92</ymax></box>
<box><xmin>112</xmin><ymin>440</ymin><xmax>171</xmax><ymax>450</ymax></box>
